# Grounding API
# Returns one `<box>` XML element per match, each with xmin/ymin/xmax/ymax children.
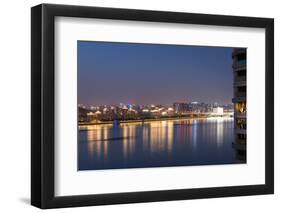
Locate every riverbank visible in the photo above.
<box><xmin>78</xmin><ymin>115</ymin><xmax>232</xmax><ymax>127</ymax></box>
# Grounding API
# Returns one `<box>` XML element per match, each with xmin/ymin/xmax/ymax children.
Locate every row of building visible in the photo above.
<box><xmin>78</xmin><ymin>102</ymin><xmax>233</xmax><ymax>123</ymax></box>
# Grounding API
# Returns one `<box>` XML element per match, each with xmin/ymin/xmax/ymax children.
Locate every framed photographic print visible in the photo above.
<box><xmin>31</xmin><ymin>4</ymin><xmax>274</xmax><ymax>209</ymax></box>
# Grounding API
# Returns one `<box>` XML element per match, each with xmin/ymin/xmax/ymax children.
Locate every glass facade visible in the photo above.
<box><xmin>237</xmin><ymin>133</ymin><xmax>246</xmax><ymax>140</ymax></box>
<box><xmin>232</xmin><ymin>48</ymin><xmax>246</xmax><ymax>158</ymax></box>
<box><xmin>236</xmin><ymin>118</ymin><xmax>246</xmax><ymax>130</ymax></box>
<box><xmin>235</xmin><ymin>102</ymin><xmax>246</xmax><ymax>113</ymax></box>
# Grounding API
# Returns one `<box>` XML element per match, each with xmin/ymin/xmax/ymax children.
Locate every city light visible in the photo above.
<box><xmin>78</xmin><ymin>101</ymin><xmax>233</xmax><ymax>124</ymax></box>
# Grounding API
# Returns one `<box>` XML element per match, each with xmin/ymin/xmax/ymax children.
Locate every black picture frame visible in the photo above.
<box><xmin>31</xmin><ymin>3</ymin><xmax>274</xmax><ymax>209</ymax></box>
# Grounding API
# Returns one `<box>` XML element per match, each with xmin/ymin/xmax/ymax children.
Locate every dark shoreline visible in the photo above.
<box><xmin>78</xmin><ymin>115</ymin><xmax>232</xmax><ymax>127</ymax></box>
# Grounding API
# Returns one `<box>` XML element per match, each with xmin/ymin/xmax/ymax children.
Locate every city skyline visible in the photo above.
<box><xmin>78</xmin><ymin>101</ymin><xmax>233</xmax><ymax>109</ymax></box>
<box><xmin>78</xmin><ymin>99</ymin><xmax>234</xmax><ymax>125</ymax></box>
<box><xmin>78</xmin><ymin>41</ymin><xmax>233</xmax><ymax>106</ymax></box>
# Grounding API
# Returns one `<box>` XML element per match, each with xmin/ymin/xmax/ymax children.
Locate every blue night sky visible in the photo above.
<box><xmin>78</xmin><ymin>41</ymin><xmax>233</xmax><ymax>106</ymax></box>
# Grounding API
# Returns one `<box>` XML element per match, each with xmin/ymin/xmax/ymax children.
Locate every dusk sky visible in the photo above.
<box><xmin>78</xmin><ymin>41</ymin><xmax>234</xmax><ymax>106</ymax></box>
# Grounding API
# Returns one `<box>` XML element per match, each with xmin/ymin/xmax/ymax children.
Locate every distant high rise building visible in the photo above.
<box><xmin>188</xmin><ymin>102</ymin><xmax>206</xmax><ymax>113</ymax></box>
<box><xmin>173</xmin><ymin>102</ymin><xmax>189</xmax><ymax>113</ymax></box>
<box><xmin>232</xmin><ymin>48</ymin><xmax>247</xmax><ymax>153</ymax></box>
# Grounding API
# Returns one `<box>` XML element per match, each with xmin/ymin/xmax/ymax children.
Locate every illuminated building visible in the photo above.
<box><xmin>212</xmin><ymin>107</ymin><xmax>224</xmax><ymax>116</ymax></box>
<box><xmin>232</xmin><ymin>48</ymin><xmax>246</xmax><ymax>152</ymax></box>
<box><xmin>173</xmin><ymin>102</ymin><xmax>189</xmax><ymax>113</ymax></box>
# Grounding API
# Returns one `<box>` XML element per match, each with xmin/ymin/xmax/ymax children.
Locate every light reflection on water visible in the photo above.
<box><xmin>78</xmin><ymin>117</ymin><xmax>244</xmax><ymax>170</ymax></box>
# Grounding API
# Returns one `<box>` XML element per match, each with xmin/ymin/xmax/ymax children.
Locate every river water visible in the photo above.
<box><xmin>78</xmin><ymin>117</ymin><xmax>245</xmax><ymax>170</ymax></box>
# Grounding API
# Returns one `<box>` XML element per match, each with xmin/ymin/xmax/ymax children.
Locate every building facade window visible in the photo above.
<box><xmin>235</xmin><ymin>102</ymin><xmax>246</xmax><ymax>113</ymax></box>
<box><xmin>236</xmin><ymin>118</ymin><xmax>247</xmax><ymax>129</ymax></box>
<box><xmin>237</xmin><ymin>133</ymin><xmax>246</xmax><ymax>140</ymax></box>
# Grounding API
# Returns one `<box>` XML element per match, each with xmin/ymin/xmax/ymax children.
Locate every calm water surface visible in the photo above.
<box><xmin>78</xmin><ymin>117</ymin><xmax>244</xmax><ymax>170</ymax></box>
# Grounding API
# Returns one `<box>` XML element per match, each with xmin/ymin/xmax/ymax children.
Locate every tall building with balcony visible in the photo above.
<box><xmin>232</xmin><ymin>48</ymin><xmax>246</xmax><ymax>159</ymax></box>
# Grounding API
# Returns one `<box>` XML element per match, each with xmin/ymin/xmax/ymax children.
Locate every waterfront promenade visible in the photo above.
<box><xmin>79</xmin><ymin>113</ymin><xmax>232</xmax><ymax>127</ymax></box>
